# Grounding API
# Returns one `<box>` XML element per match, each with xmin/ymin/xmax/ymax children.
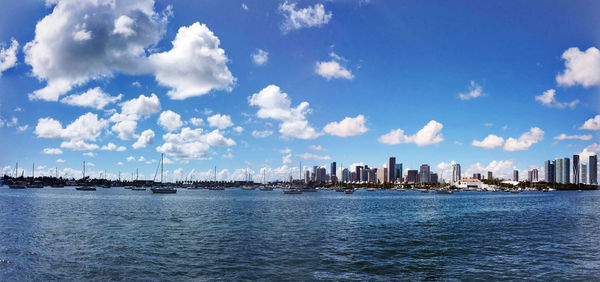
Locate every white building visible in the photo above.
<box><xmin>457</xmin><ymin>178</ymin><xmax>482</xmax><ymax>189</ymax></box>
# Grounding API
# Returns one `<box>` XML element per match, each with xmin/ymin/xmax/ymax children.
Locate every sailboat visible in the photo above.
<box><xmin>151</xmin><ymin>154</ymin><xmax>176</xmax><ymax>194</ymax></box>
<box><xmin>208</xmin><ymin>166</ymin><xmax>224</xmax><ymax>190</ymax></box>
<box><xmin>8</xmin><ymin>162</ymin><xmax>27</xmax><ymax>189</ymax></box>
<box><xmin>76</xmin><ymin>161</ymin><xmax>96</xmax><ymax>191</ymax></box>
<box><xmin>101</xmin><ymin>169</ymin><xmax>111</xmax><ymax>188</ymax></box>
<box><xmin>283</xmin><ymin>161</ymin><xmax>303</xmax><ymax>194</ymax></box>
<box><xmin>51</xmin><ymin>167</ymin><xmax>64</xmax><ymax>188</ymax></box>
<box><xmin>26</xmin><ymin>163</ymin><xmax>44</xmax><ymax>188</ymax></box>
<box><xmin>131</xmin><ymin>169</ymin><xmax>146</xmax><ymax>190</ymax></box>
<box><xmin>259</xmin><ymin>169</ymin><xmax>273</xmax><ymax>191</ymax></box>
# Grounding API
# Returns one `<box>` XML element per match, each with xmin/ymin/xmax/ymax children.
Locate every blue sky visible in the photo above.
<box><xmin>1</xmin><ymin>0</ymin><xmax>600</xmax><ymax>182</ymax></box>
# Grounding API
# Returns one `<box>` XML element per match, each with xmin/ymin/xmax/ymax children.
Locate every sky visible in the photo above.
<box><xmin>1</xmin><ymin>0</ymin><xmax>600</xmax><ymax>182</ymax></box>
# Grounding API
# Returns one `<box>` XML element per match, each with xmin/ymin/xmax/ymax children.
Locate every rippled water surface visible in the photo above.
<box><xmin>1</xmin><ymin>187</ymin><xmax>599</xmax><ymax>280</ymax></box>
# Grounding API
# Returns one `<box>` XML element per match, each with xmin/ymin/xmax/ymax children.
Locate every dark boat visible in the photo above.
<box><xmin>50</xmin><ymin>184</ymin><xmax>65</xmax><ymax>188</ymax></box>
<box><xmin>76</xmin><ymin>161</ymin><xmax>96</xmax><ymax>191</ymax></box>
<box><xmin>283</xmin><ymin>188</ymin><xmax>302</xmax><ymax>194</ymax></box>
<box><xmin>151</xmin><ymin>154</ymin><xmax>177</xmax><ymax>194</ymax></box>
<box><xmin>27</xmin><ymin>182</ymin><xmax>44</xmax><ymax>188</ymax></box>
<box><xmin>9</xmin><ymin>183</ymin><xmax>27</xmax><ymax>189</ymax></box>
<box><xmin>131</xmin><ymin>186</ymin><xmax>147</xmax><ymax>191</ymax></box>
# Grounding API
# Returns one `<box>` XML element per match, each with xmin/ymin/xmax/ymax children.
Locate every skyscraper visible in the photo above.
<box><xmin>452</xmin><ymin>163</ymin><xmax>461</xmax><ymax>184</ymax></box>
<box><xmin>555</xmin><ymin>158</ymin><xmax>570</xmax><ymax>184</ymax></box>
<box><xmin>430</xmin><ymin>173</ymin><xmax>438</xmax><ymax>184</ymax></box>
<box><xmin>355</xmin><ymin>166</ymin><xmax>363</xmax><ymax>183</ymax></box>
<box><xmin>545</xmin><ymin>160</ymin><xmax>555</xmax><ymax>183</ymax></box>
<box><xmin>419</xmin><ymin>164</ymin><xmax>430</xmax><ymax>183</ymax></box>
<box><xmin>487</xmin><ymin>171</ymin><xmax>493</xmax><ymax>180</ymax></box>
<box><xmin>395</xmin><ymin>163</ymin><xmax>403</xmax><ymax>181</ymax></box>
<box><xmin>377</xmin><ymin>168</ymin><xmax>387</xmax><ymax>184</ymax></box>
<box><xmin>304</xmin><ymin>170</ymin><xmax>310</xmax><ymax>184</ymax></box>
<box><xmin>341</xmin><ymin>168</ymin><xmax>349</xmax><ymax>183</ymax></box>
<box><xmin>406</xmin><ymin>170</ymin><xmax>418</xmax><ymax>183</ymax></box>
<box><xmin>590</xmin><ymin>155</ymin><xmax>598</xmax><ymax>185</ymax></box>
<box><xmin>528</xmin><ymin>169</ymin><xmax>538</xmax><ymax>182</ymax></box>
<box><xmin>330</xmin><ymin>162</ymin><xmax>336</xmax><ymax>177</ymax></box>
<box><xmin>473</xmin><ymin>173</ymin><xmax>481</xmax><ymax>180</ymax></box>
<box><xmin>513</xmin><ymin>170</ymin><xmax>519</xmax><ymax>182</ymax></box>
<box><xmin>387</xmin><ymin>157</ymin><xmax>396</xmax><ymax>183</ymax></box>
<box><xmin>573</xmin><ymin>155</ymin><xmax>580</xmax><ymax>184</ymax></box>
<box><xmin>582</xmin><ymin>164</ymin><xmax>587</xmax><ymax>184</ymax></box>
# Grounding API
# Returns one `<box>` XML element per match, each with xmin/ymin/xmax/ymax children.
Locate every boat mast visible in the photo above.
<box><xmin>161</xmin><ymin>153</ymin><xmax>164</xmax><ymax>185</ymax></box>
<box><xmin>15</xmin><ymin>162</ymin><xmax>18</xmax><ymax>178</ymax></box>
<box><xmin>32</xmin><ymin>163</ymin><xmax>35</xmax><ymax>180</ymax></box>
<box><xmin>83</xmin><ymin>161</ymin><xmax>86</xmax><ymax>179</ymax></box>
<box><xmin>214</xmin><ymin>166</ymin><xmax>217</xmax><ymax>182</ymax></box>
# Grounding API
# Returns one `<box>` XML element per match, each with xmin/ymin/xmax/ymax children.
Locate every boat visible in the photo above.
<box><xmin>335</xmin><ymin>188</ymin><xmax>345</xmax><ymax>192</ymax></box>
<box><xmin>367</xmin><ymin>187</ymin><xmax>376</xmax><ymax>192</ymax></box>
<box><xmin>124</xmin><ymin>186</ymin><xmax>135</xmax><ymax>189</ymax></box>
<box><xmin>302</xmin><ymin>187</ymin><xmax>317</xmax><ymax>192</ymax></box>
<box><xmin>51</xmin><ymin>168</ymin><xmax>65</xmax><ymax>187</ymax></box>
<box><xmin>26</xmin><ymin>163</ymin><xmax>44</xmax><ymax>188</ymax></box>
<box><xmin>259</xmin><ymin>186</ymin><xmax>274</xmax><ymax>191</ymax></box>
<box><xmin>283</xmin><ymin>188</ymin><xmax>302</xmax><ymax>194</ymax></box>
<box><xmin>344</xmin><ymin>189</ymin><xmax>355</xmax><ymax>194</ymax></box>
<box><xmin>151</xmin><ymin>154</ymin><xmax>176</xmax><ymax>194</ymax></box>
<box><xmin>541</xmin><ymin>188</ymin><xmax>549</xmax><ymax>192</ymax></box>
<box><xmin>131</xmin><ymin>186</ymin><xmax>146</xmax><ymax>191</ymax></box>
<box><xmin>436</xmin><ymin>188</ymin><xmax>453</xmax><ymax>194</ymax></box>
<box><xmin>208</xmin><ymin>186</ymin><xmax>225</xmax><ymax>190</ymax></box>
<box><xmin>9</xmin><ymin>182</ymin><xmax>27</xmax><ymax>189</ymax></box>
<box><xmin>76</xmin><ymin>161</ymin><xmax>96</xmax><ymax>191</ymax></box>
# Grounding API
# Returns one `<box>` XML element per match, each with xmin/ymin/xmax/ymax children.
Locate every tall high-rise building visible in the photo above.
<box><xmin>355</xmin><ymin>166</ymin><xmax>363</xmax><ymax>183</ymax></box>
<box><xmin>528</xmin><ymin>169</ymin><xmax>538</xmax><ymax>182</ymax></box>
<box><xmin>555</xmin><ymin>158</ymin><xmax>570</xmax><ymax>184</ymax></box>
<box><xmin>545</xmin><ymin>160</ymin><xmax>556</xmax><ymax>183</ymax></box>
<box><xmin>395</xmin><ymin>163</ymin><xmax>403</xmax><ymax>181</ymax></box>
<box><xmin>341</xmin><ymin>168</ymin><xmax>349</xmax><ymax>183</ymax></box>
<box><xmin>573</xmin><ymin>155</ymin><xmax>580</xmax><ymax>184</ymax></box>
<box><xmin>582</xmin><ymin>164</ymin><xmax>587</xmax><ymax>184</ymax></box>
<box><xmin>513</xmin><ymin>170</ymin><xmax>519</xmax><ymax>181</ymax></box>
<box><xmin>473</xmin><ymin>173</ymin><xmax>481</xmax><ymax>180</ymax></box>
<box><xmin>487</xmin><ymin>171</ymin><xmax>493</xmax><ymax>180</ymax></box>
<box><xmin>312</xmin><ymin>166</ymin><xmax>318</xmax><ymax>182</ymax></box>
<box><xmin>316</xmin><ymin>167</ymin><xmax>326</xmax><ymax>183</ymax></box>
<box><xmin>419</xmin><ymin>164</ymin><xmax>430</xmax><ymax>183</ymax></box>
<box><xmin>406</xmin><ymin>170</ymin><xmax>418</xmax><ymax>183</ymax></box>
<box><xmin>590</xmin><ymin>155</ymin><xmax>598</xmax><ymax>185</ymax></box>
<box><xmin>452</xmin><ymin>163</ymin><xmax>461</xmax><ymax>183</ymax></box>
<box><xmin>377</xmin><ymin>168</ymin><xmax>387</xmax><ymax>184</ymax></box>
<box><xmin>330</xmin><ymin>162</ymin><xmax>337</xmax><ymax>176</ymax></box>
<box><xmin>304</xmin><ymin>170</ymin><xmax>310</xmax><ymax>184</ymax></box>
<box><xmin>430</xmin><ymin>173</ymin><xmax>438</xmax><ymax>184</ymax></box>
<box><xmin>387</xmin><ymin>157</ymin><xmax>396</xmax><ymax>183</ymax></box>
<box><xmin>350</xmin><ymin>171</ymin><xmax>357</xmax><ymax>182</ymax></box>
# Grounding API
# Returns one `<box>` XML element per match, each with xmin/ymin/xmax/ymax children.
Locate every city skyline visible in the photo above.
<box><xmin>1</xmin><ymin>1</ymin><xmax>600</xmax><ymax>182</ymax></box>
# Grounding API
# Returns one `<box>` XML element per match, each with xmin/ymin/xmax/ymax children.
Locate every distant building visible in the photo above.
<box><xmin>395</xmin><ymin>163</ymin><xmax>403</xmax><ymax>182</ymax></box>
<box><xmin>406</xmin><ymin>170</ymin><xmax>418</xmax><ymax>183</ymax></box>
<box><xmin>513</xmin><ymin>170</ymin><xmax>519</xmax><ymax>182</ymax></box>
<box><xmin>544</xmin><ymin>160</ymin><xmax>555</xmax><ymax>183</ymax></box>
<box><xmin>555</xmin><ymin>158</ymin><xmax>570</xmax><ymax>184</ymax></box>
<box><xmin>316</xmin><ymin>167</ymin><xmax>326</xmax><ymax>183</ymax></box>
<box><xmin>377</xmin><ymin>168</ymin><xmax>387</xmax><ymax>184</ymax></box>
<box><xmin>473</xmin><ymin>173</ymin><xmax>481</xmax><ymax>180</ymax></box>
<box><xmin>304</xmin><ymin>170</ymin><xmax>310</xmax><ymax>184</ymax></box>
<box><xmin>361</xmin><ymin>167</ymin><xmax>369</xmax><ymax>182</ymax></box>
<box><xmin>355</xmin><ymin>166</ymin><xmax>363</xmax><ymax>182</ymax></box>
<box><xmin>312</xmin><ymin>166</ymin><xmax>318</xmax><ymax>182</ymax></box>
<box><xmin>366</xmin><ymin>168</ymin><xmax>376</xmax><ymax>183</ymax></box>
<box><xmin>487</xmin><ymin>171</ymin><xmax>493</xmax><ymax>180</ymax></box>
<box><xmin>452</xmin><ymin>163</ymin><xmax>461</xmax><ymax>184</ymax></box>
<box><xmin>430</xmin><ymin>173</ymin><xmax>438</xmax><ymax>184</ymax></box>
<box><xmin>573</xmin><ymin>155</ymin><xmax>580</xmax><ymax>184</ymax></box>
<box><xmin>419</xmin><ymin>164</ymin><xmax>430</xmax><ymax>183</ymax></box>
<box><xmin>341</xmin><ymin>168</ymin><xmax>349</xmax><ymax>182</ymax></box>
<box><xmin>457</xmin><ymin>178</ymin><xmax>482</xmax><ymax>189</ymax></box>
<box><xmin>582</xmin><ymin>164</ymin><xmax>587</xmax><ymax>184</ymax></box>
<box><xmin>330</xmin><ymin>162</ymin><xmax>337</xmax><ymax>177</ymax></box>
<box><xmin>350</xmin><ymin>171</ymin><xmax>357</xmax><ymax>182</ymax></box>
<box><xmin>387</xmin><ymin>157</ymin><xmax>396</xmax><ymax>183</ymax></box>
<box><xmin>590</xmin><ymin>155</ymin><xmax>597</xmax><ymax>185</ymax></box>
<box><xmin>528</xmin><ymin>169</ymin><xmax>538</xmax><ymax>182</ymax></box>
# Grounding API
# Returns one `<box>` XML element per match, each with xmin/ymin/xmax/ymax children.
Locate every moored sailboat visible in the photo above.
<box><xmin>151</xmin><ymin>154</ymin><xmax>176</xmax><ymax>194</ymax></box>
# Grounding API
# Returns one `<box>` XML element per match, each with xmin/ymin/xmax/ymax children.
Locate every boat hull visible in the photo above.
<box><xmin>151</xmin><ymin>188</ymin><xmax>177</xmax><ymax>194</ymax></box>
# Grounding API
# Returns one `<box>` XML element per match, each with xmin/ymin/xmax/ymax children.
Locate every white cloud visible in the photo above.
<box><xmin>323</xmin><ymin>114</ymin><xmax>367</xmax><ymax>137</ymax></box>
<box><xmin>207</xmin><ymin>113</ymin><xmax>233</xmax><ymax>129</ymax></box>
<box><xmin>309</xmin><ymin>145</ymin><xmax>325</xmax><ymax>151</ymax></box>
<box><xmin>252</xmin><ymin>130</ymin><xmax>273</xmax><ymax>138</ymax></box>
<box><xmin>580</xmin><ymin>115</ymin><xmax>600</xmax><ymax>130</ymax></box>
<box><xmin>117</xmin><ymin>161</ymin><xmax>123</xmax><ymax>166</ymax></box>
<box><xmin>462</xmin><ymin>160</ymin><xmax>519</xmax><ymax>180</ymax></box>
<box><xmin>132</xmin><ymin>129</ymin><xmax>154</xmax><ymax>149</ymax></box>
<box><xmin>252</xmin><ymin>49</ymin><xmax>269</xmax><ymax>66</ymax></box>
<box><xmin>556</xmin><ymin>47</ymin><xmax>600</xmax><ymax>88</ymax></box>
<box><xmin>503</xmin><ymin>127</ymin><xmax>544</xmax><ymax>151</ymax></box>
<box><xmin>296</xmin><ymin>153</ymin><xmax>331</xmax><ymax>160</ymax></box>
<box><xmin>458</xmin><ymin>80</ymin><xmax>484</xmax><ymax>100</ymax></box>
<box><xmin>43</xmin><ymin>148</ymin><xmax>63</xmax><ymax>155</ymax></box>
<box><xmin>131</xmin><ymin>81</ymin><xmax>141</xmax><ymax>87</ymax></box>
<box><xmin>111</xmin><ymin>120</ymin><xmax>137</xmax><ymax>140</ymax></box>
<box><xmin>24</xmin><ymin>0</ymin><xmax>170</xmax><ymax>101</ymax></box>
<box><xmin>534</xmin><ymin>89</ymin><xmax>579</xmax><ymax>109</ymax></box>
<box><xmin>158</xmin><ymin>110</ymin><xmax>183</xmax><ymax>132</ymax></box>
<box><xmin>138</xmin><ymin>156</ymin><xmax>145</xmax><ymax>162</ymax></box>
<box><xmin>60</xmin><ymin>87</ymin><xmax>123</xmax><ymax>110</ymax></box>
<box><xmin>113</xmin><ymin>15</ymin><xmax>136</xmax><ymax>37</ymax></box>
<box><xmin>579</xmin><ymin>143</ymin><xmax>600</xmax><ymax>164</ymax></box>
<box><xmin>315</xmin><ymin>60</ymin><xmax>353</xmax><ymax>80</ymax></box>
<box><xmin>472</xmin><ymin>134</ymin><xmax>505</xmax><ymax>149</ymax></box>
<box><xmin>248</xmin><ymin>84</ymin><xmax>321</xmax><ymax>140</ymax></box>
<box><xmin>120</xmin><ymin>93</ymin><xmax>161</xmax><ymax>118</ymax></box>
<box><xmin>483</xmin><ymin>123</ymin><xmax>493</xmax><ymax>127</ymax></box>
<box><xmin>156</xmin><ymin>127</ymin><xmax>235</xmax><ymax>160</ymax></box>
<box><xmin>554</xmin><ymin>134</ymin><xmax>592</xmax><ymax>141</ymax></box>
<box><xmin>378</xmin><ymin>120</ymin><xmax>444</xmax><ymax>146</ymax></box>
<box><xmin>189</xmin><ymin>117</ymin><xmax>204</xmax><ymax>126</ymax></box>
<box><xmin>149</xmin><ymin>22</ymin><xmax>235</xmax><ymax>100</ymax></box>
<box><xmin>35</xmin><ymin>112</ymin><xmax>107</xmax><ymax>141</ymax></box>
<box><xmin>279</xmin><ymin>1</ymin><xmax>332</xmax><ymax>33</ymax></box>
<box><xmin>233</xmin><ymin>126</ymin><xmax>244</xmax><ymax>134</ymax></box>
<box><xmin>17</xmin><ymin>125</ymin><xmax>29</xmax><ymax>132</ymax></box>
<box><xmin>126</xmin><ymin>156</ymin><xmax>136</xmax><ymax>162</ymax></box>
<box><xmin>242</xmin><ymin>3</ymin><xmax>248</xmax><ymax>10</ymax></box>
<box><xmin>60</xmin><ymin>140</ymin><xmax>99</xmax><ymax>151</ymax></box>
<box><xmin>56</xmin><ymin>158</ymin><xmax>66</xmax><ymax>163</ymax></box>
<box><xmin>100</xmin><ymin>142</ymin><xmax>126</xmax><ymax>151</ymax></box>
<box><xmin>83</xmin><ymin>152</ymin><xmax>95</xmax><ymax>157</ymax></box>
<box><xmin>282</xmin><ymin>154</ymin><xmax>292</xmax><ymax>164</ymax></box>
<box><xmin>0</xmin><ymin>39</ymin><xmax>19</xmax><ymax>76</ymax></box>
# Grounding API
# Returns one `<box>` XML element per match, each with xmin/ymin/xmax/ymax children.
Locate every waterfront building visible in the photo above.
<box><xmin>316</xmin><ymin>167</ymin><xmax>326</xmax><ymax>183</ymax></box>
<box><xmin>377</xmin><ymin>168</ymin><xmax>387</xmax><ymax>184</ymax></box>
<box><xmin>419</xmin><ymin>164</ymin><xmax>430</xmax><ymax>183</ymax></box>
<box><xmin>457</xmin><ymin>178</ymin><xmax>482</xmax><ymax>189</ymax></box>
<box><xmin>573</xmin><ymin>155</ymin><xmax>580</xmax><ymax>184</ymax></box>
<box><xmin>330</xmin><ymin>162</ymin><xmax>336</xmax><ymax>177</ymax></box>
<box><xmin>527</xmin><ymin>169</ymin><xmax>538</xmax><ymax>182</ymax></box>
<box><xmin>487</xmin><ymin>171</ymin><xmax>493</xmax><ymax>180</ymax></box>
<box><xmin>590</xmin><ymin>155</ymin><xmax>598</xmax><ymax>185</ymax></box>
<box><xmin>430</xmin><ymin>173</ymin><xmax>438</xmax><ymax>184</ymax></box>
<box><xmin>361</xmin><ymin>167</ymin><xmax>369</xmax><ymax>182</ymax></box>
<box><xmin>544</xmin><ymin>160</ymin><xmax>555</xmax><ymax>183</ymax></box>
<box><xmin>406</xmin><ymin>170</ymin><xmax>418</xmax><ymax>183</ymax></box>
<box><xmin>387</xmin><ymin>157</ymin><xmax>396</xmax><ymax>183</ymax></box>
<box><xmin>582</xmin><ymin>164</ymin><xmax>587</xmax><ymax>184</ymax></box>
<box><xmin>341</xmin><ymin>168</ymin><xmax>349</xmax><ymax>183</ymax></box>
<box><xmin>355</xmin><ymin>166</ymin><xmax>363</xmax><ymax>183</ymax></box>
<box><xmin>395</xmin><ymin>163</ymin><xmax>403</xmax><ymax>182</ymax></box>
<box><xmin>304</xmin><ymin>170</ymin><xmax>310</xmax><ymax>184</ymax></box>
<box><xmin>513</xmin><ymin>170</ymin><xmax>519</xmax><ymax>182</ymax></box>
<box><xmin>473</xmin><ymin>173</ymin><xmax>481</xmax><ymax>180</ymax></box>
<box><xmin>452</xmin><ymin>163</ymin><xmax>461</xmax><ymax>184</ymax></box>
<box><xmin>350</xmin><ymin>171</ymin><xmax>357</xmax><ymax>182</ymax></box>
<box><xmin>555</xmin><ymin>158</ymin><xmax>570</xmax><ymax>184</ymax></box>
